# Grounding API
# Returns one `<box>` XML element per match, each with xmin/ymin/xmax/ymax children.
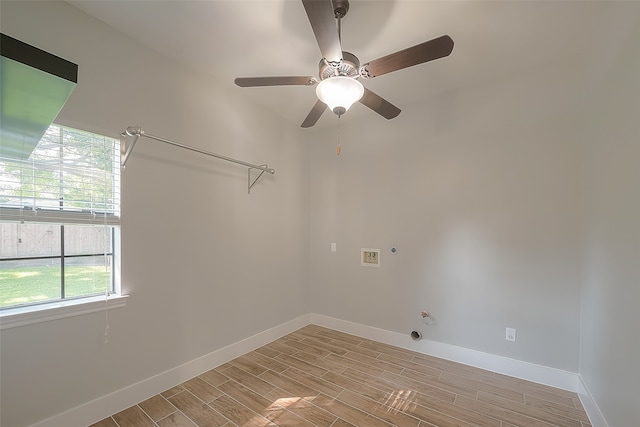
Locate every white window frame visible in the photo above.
<box><xmin>0</xmin><ymin>124</ymin><xmax>127</xmax><ymax>329</ymax></box>
<box><xmin>0</xmin><ymin>294</ymin><xmax>129</xmax><ymax>330</ymax></box>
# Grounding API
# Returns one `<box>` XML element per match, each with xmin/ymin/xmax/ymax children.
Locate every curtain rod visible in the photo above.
<box><xmin>119</xmin><ymin>126</ymin><xmax>275</xmax><ymax>194</ymax></box>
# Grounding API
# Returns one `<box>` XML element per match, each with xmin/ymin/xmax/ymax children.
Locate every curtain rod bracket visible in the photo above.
<box><xmin>120</xmin><ymin>126</ymin><xmax>275</xmax><ymax>194</ymax></box>
<box><xmin>248</xmin><ymin>166</ymin><xmax>268</xmax><ymax>194</ymax></box>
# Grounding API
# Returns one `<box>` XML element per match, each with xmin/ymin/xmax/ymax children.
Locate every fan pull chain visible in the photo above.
<box><xmin>336</xmin><ymin>115</ymin><xmax>342</xmax><ymax>155</ymax></box>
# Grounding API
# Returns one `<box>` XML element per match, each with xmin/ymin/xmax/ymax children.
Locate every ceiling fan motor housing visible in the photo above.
<box><xmin>319</xmin><ymin>51</ymin><xmax>360</xmax><ymax>80</ymax></box>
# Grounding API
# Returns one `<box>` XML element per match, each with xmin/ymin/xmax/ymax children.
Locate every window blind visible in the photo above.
<box><xmin>0</xmin><ymin>124</ymin><xmax>120</xmax><ymax>225</ymax></box>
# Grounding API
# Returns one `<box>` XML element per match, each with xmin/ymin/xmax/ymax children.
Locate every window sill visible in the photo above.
<box><xmin>0</xmin><ymin>294</ymin><xmax>129</xmax><ymax>330</ymax></box>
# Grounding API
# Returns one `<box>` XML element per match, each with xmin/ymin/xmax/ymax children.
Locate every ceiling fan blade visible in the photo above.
<box><xmin>362</xmin><ymin>35</ymin><xmax>454</xmax><ymax>78</ymax></box>
<box><xmin>235</xmin><ymin>76</ymin><xmax>317</xmax><ymax>87</ymax></box>
<box><xmin>301</xmin><ymin>100</ymin><xmax>327</xmax><ymax>128</ymax></box>
<box><xmin>359</xmin><ymin>87</ymin><xmax>401</xmax><ymax>120</ymax></box>
<box><xmin>302</xmin><ymin>0</ymin><xmax>342</xmax><ymax>65</ymax></box>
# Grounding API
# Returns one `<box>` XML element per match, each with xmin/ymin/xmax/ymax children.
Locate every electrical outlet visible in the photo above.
<box><xmin>506</xmin><ymin>328</ymin><xmax>516</xmax><ymax>342</ymax></box>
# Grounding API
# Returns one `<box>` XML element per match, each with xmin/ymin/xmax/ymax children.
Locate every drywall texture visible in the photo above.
<box><xmin>579</xmin><ymin>8</ymin><xmax>640</xmax><ymax>426</ymax></box>
<box><xmin>308</xmin><ymin>62</ymin><xmax>584</xmax><ymax>372</ymax></box>
<box><xmin>0</xmin><ymin>2</ymin><xmax>310</xmax><ymax>426</ymax></box>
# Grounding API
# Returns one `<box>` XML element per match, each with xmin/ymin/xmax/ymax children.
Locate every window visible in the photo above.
<box><xmin>0</xmin><ymin>124</ymin><xmax>121</xmax><ymax>311</ymax></box>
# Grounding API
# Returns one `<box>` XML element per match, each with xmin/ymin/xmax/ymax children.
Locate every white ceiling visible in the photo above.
<box><xmin>67</xmin><ymin>0</ymin><xmax>627</xmax><ymax>129</ymax></box>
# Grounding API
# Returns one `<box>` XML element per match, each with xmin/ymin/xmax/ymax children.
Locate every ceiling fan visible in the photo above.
<box><xmin>235</xmin><ymin>0</ymin><xmax>454</xmax><ymax>128</ymax></box>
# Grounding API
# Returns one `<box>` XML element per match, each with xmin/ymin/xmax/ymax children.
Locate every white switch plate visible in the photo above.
<box><xmin>330</xmin><ymin>242</ymin><xmax>336</xmax><ymax>252</ymax></box>
<box><xmin>506</xmin><ymin>328</ymin><xmax>516</xmax><ymax>342</ymax></box>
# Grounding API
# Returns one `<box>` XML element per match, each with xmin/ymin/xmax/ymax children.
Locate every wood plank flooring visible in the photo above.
<box><xmin>91</xmin><ymin>325</ymin><xmax>591</xmax><ymax>427</ymax></box>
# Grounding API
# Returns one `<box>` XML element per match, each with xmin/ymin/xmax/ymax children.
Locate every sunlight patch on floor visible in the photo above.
<box><xmin>383</xmin><ymin>389</ymin><xmax>418</xmax><ymax>413</ymax></box>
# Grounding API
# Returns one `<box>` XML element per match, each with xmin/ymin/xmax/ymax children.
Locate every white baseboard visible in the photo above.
<box><xmin>309</xmin><ymin>313</ymin><xmax>580</xmax><ymax>392</ymax></box>
<box><xmin>30</xmin><ymin>313</ymin><xmax>605</xmax><ymax>427</ymax></box>
<box><xmin>577</xmin><ymin>375</ymin><xmax>610</xmax><ymax>427</ymax></box>
<box><xmin>30</xmin><ymin>314</ymin><xmax>311</xmax><ymax>427</ymax></box>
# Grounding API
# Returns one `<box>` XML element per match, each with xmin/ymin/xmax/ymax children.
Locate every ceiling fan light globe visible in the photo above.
<box><xmin>316</xmin><ymin>76</ymin><xmax>364</xmax><ymax>116</ymax></box>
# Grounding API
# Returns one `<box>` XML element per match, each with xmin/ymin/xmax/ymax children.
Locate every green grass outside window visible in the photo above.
<box><xmin>0</xmin><ymin>265</ymin><xmax>111</xmax><ymax>308</ymax></box>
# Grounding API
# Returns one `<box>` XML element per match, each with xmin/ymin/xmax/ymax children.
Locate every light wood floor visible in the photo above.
<box><xmin>91</xmin><ymin>325</ymin><xmax>591</xmax><ymax>427</ymax></box>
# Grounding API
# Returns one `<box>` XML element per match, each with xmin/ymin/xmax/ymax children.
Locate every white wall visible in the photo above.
<box><xmin>308</xmin><ymin>54</ymin><xmax>585</xmax><ymax>371</ymax></box>
<box><xmin>0</xmin><ymin>2</ymin><xmax>310</xmax><ymax>426</ymax></box>
<box><xmin>579</xmin><ymin>10</ymin><xmax>640</xmax><ymax>426</ymax></box>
